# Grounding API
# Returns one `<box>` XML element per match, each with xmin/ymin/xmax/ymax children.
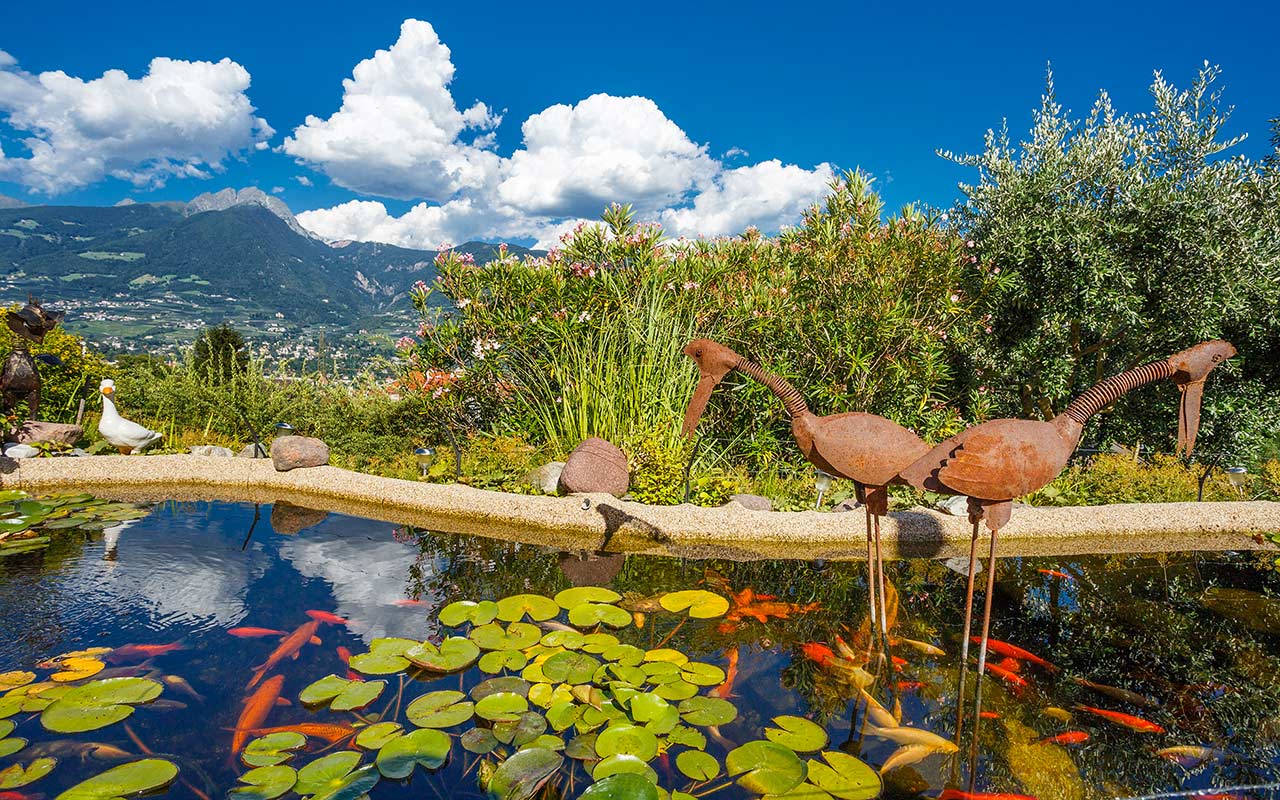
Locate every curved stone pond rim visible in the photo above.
<box><xmin>4</xmin><ymin>454</ymin><xmax>1279</xmax><ymax>562</ymax></box>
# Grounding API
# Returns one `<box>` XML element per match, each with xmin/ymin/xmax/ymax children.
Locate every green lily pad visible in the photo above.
<box><xmin>595</xmin><ymin>724</ymin><xmax>658</xmax><ymax>761</ymax></box>
<box><xmin>681</xmin><ymin>662</ymin><xmax>727</xmax><ymax>686</ymax></box>
<box><xmin>542</xmin><ymin>652</ymin><xmax>601</xmax><ymax>684</ymax></box>
<box><xmin>472</xmin><ymin>677</ymin><xmax>531</xmax><ymax>700</ymax></box>
<box><xmin>0</xmin><ymin>737</ymin><xmax>26</xmax><ymax>757</ymax></box>
<box><xmin>461</xmin><ymin>728</ymin><xmax>500</xmax><ymax>754</ymax></box>
<box><xmin>765</xmin><ymin>783</ymin><xmax>835</xmax><ymax>799</ymax></box>
<box><xmin>41</xmin><ymin>677</ymin><xmax>163</xmax><ymax>734</ymax></box>
<box><xmin>438</xmin><ymin>600</ymin><xmax>499</xmax><ymax>627</ymax></box>
<box><xmin>54</xmin><ymin>758</ymin><xmax>178</xmax><ymax>800</ymax></box>
<box><xmin>475</xmin><ymin>691</ymin><xmax>531</xmax><ymax>721</ymax></box>
<box><xmin>243</xmin><ymin>732</ymin><xmax>307</xmax><ymax>767</ymax></box>
<box><xmin>568</xmin><ymin>603</ymin><xmax>631</xmax><ymax>629</ymax></box>
<box><xmin>496</xmin><ymin>594</ymin><xmax>560</xmax><ymax>623</ymax></box>
<box><xmin>333</xmin><ymin>680</ymin><xmax>385</xmax><ymax>712</ymax></box>
<box><xmin>540</xmin><ymin>630</ymin><xmax>586</xmax><ymax>649</ymax></box>
<box><xmin>679</xmin><ymin>696</ymin><xmax>738</xmax><ymax>726</ymax></box>
<box><xmin>581</xmin><ymin>633</ymin><xmax>620</xmax><ymax>654</ymax></box>
<box><xmin>486</xmin><ymin>747</ymin><xmax>562</xmax><ymax>800</ymax></box>
<box><xmin>0</xmin><ymin>757</ymin><xmax>57</xmax><ymax>789</ymax></box>
<box><xmin>766</xmin><ymin>716</ymin><xmax>829</xmax><ymax>753</ymax></box>
<box><xmin>230</xmin><ymin>765</ymin><xmax>297</xmax><ymax>800</ymax></box>
<box><xmin>405</xmin><ymin>690</ymin><xmax>474</xmax><ymax>728</ymax></box>
<box><xmin>726</xmin><ymin>741</ymin><xmax>807</xmax><ymax>794</ymax></box>
<box><xmin>659</xmin><ymin>590</ymin><xmax>729</xmax><ymax>619</ymax></box>
<box><xmin>479</xmin><ymin>650</ymin><xmax>529</xmax><ymax>674</ymax></box>
<box><xmin>471</xmin><ymin>622</ymin><xmax>543</xmax><ymax>651</ymax></box>
<box><xmin>348</xmin><ymin>639</ymin><xmax>417</xmax><ymax>675</ymax></box>
<box><xmin>0</xmin><ymin>672</ymin><xmax>34</xmax><ymax>691</ymax></box>
<box><xmin>354</xmin><ymin>722</ymin><xmax>403</xmax><ymax>751</ymax></box>
<box><xmin>654</xmin><ymin>680</ymin><xmax>698</xmax><ymax>701</ymax></box>
<box><xmin>299</xmin><ymin>675</ymin><xmax>350</xmax><ymax>705</ymax></box>
<box><xmin>493</xmin><ymin>712</ymin><xmax>547</xmax><ymax>747</ymax></box>
<box><xmin>666</xmin><ymin>725</ymin><xmax>707</xmax><ymax>750</ymax></box>
<box><xmin>677</xmin><ymin>750</ymin><xmax>721</xmax><ymax>781</ymax></box>
<box><xmin>565</xmin><ymin>733</ymin><xmax>598</xmax><ymax>760</ymax></box>
<box><xmin>606</xmin><ymin>664</ymin><xmax>647</xmax><ymax>687</ymax></box>
<box><xmin>405</xmin><ymin>637</ymin><xmax>480</xmax><ymax>673</ymax></box>
<box><xmin>602</xmin><ymin>644</ymin><xmax>645</xmax><ymax>666</ymax></box>
<box><xmin>643</xmin><ymin>648</ymin><xmax>688</xmax><ymax>665</ymax></box>
<box><xmin>375</xmin><ymin>729</ymin><xmax>451</xmax><ymax>778</ymax></box>
<box><xmin>580</xmin><ymin>773</ymin><xmax>659</xmax><ymax>800</ymax></box>
<box><xmin>554</xmin><ymin>587</ymin><xmax>622</xmax><ymax>609</ymax></box>
<box><xmin>294</xmin><ymin>752</ymin><xmax>378</xmax><ymax>799</ymax></box>
<box><xmin>806</xmin><ymin>751</ymin><xmax>882</xmax><ymax>800</ymax></box>
<box><xmin>546</xmin><ymin>702</ymin><xmax>582</xmax><ymax>732</ymax></box>
<box><xmin>592</xmin><ymin>754</ymin><xmax>658</xmax><ymax>783</ymax></box>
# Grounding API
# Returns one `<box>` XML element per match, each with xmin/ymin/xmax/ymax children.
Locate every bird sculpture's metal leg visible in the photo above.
<box><xmin>864</xmin><ymin>509</ymin><xmax>878</xmax><ymax>656</ymax></box>
<box><xmin>966</xmin><ymin>502</ymin><xmax>1009</xmax><ymax>790</ymax></box>
<box><xmin>954</xmin><ymin>513</ymin><xmax>981</xmax><ymax>744</ymax></box>
<box><xmin>874</xmin><ymin>513</ymin><xmax>889</xmax><ymax>641</ymax></box>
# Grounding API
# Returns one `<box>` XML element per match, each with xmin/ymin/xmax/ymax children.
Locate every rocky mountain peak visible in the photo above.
<box><xmin>185</xmin><ymin>187</ymin><xmax>313</xmax><ymax>239</ymax></box>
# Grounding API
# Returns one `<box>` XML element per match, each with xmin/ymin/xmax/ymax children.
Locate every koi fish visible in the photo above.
<box><xmin>104</xmin><ymin>643</ymin><xmax>185</xmax><ymax>664</ymax></box>
<box><xmin>1073</xmin><ymin>705</ymin><xmax>1165</xmax><ymax>733</ymax></box>
<box><xmin>336</xmin><ymin>647</ymin><xmax>351</xmax><ymax>664</ymax></box>
<box><xmin>25</xmin><ymin>740</ymin><xmax>132</xmax><ymax>760</ymax></box>
<box><xmin>305</xmin><ymin>610</ymin><xmax>348</xmax><ymax>626</ymax></box>
<box><xmin>940</xmin><ymin>790</ymin><xmax>1038</xmax><ymax>800</ymax></box>
<box><xmin>981</xmin><ymin>660</ymin><xmax>1028</xmax><ymax>690</ymax></box>
<box><xmin>228</xmin><ymin>627</ymin><xmax>287</xmax><ymax>638</ymax></box>
<box><xmin>1037</xmin><ymin>731</ymin><xmax>1089</xmax><ymax>745</ymax></box>
<box><xmin>859</xmin><ymin>690</ymin><xmax>898</xmax><ymax>729</ymax></box>
<box><xmin>971</xmin><ymin>638</ymin><xmax>1058</xmax><ymax>672</ymax></box>
<box><xmin>247</xmin><ymin>620</ymin><xmax>320</xmax><ymax>689</ymax></box>
<box><xmin>880</xmin><ymin>744</ymin><xmax>935</xmax><ymax>774</ymax></box>
<box><xmin>726</xmin><ymin>587</ymin><xmax>821</xmax><ymax>624</ymax></box>
<box><xmin>1155</xmin><ymin>745</ymin><xmax>1226</xmax><ymax>767</ymax></box>
<box><xmin>158</xmin><ymin>675</ymin><xmax>204</xmax><ymax>702</ymax></box>
<box><xmin>998</xmin><ymin>657</ymin><xmax>1022</xmax><ymax>673</ymax></box>
<box><xmin>979</xmin><ymin>711</ymin><xmax>1001</xmax><ymax>719</ymax></box>
<box><xmin>1042</xmin><ymin>706</ymin><xmax>1073</xmax><ymax>723</ymax></box>
<box><xmin>801</xmin><ymin>643</ymin><xmax>835</xmax><ymax>669</ymax></box>
<box><xmin>890</xmin><ymin>656</ymin><xmax>908</xmax><ymax>670</ymax></box>
<box><xmin>891</xmin><ymin>638</ymin><xmax>945</xmax><ymax>657</ymax></box>
<box><xmin>864</xmin><ymin>723</ymin><xmax>958</xmax><ymax>752</ymax></box>
<box><xmin>232</xmin><ymin>675</ymin><xmax>284</xmax><ymax>754</ymax></box>
<box><xmin>0</xmin><ymin>793</ymin><xmax>32</xmax><ymax>800</ymax></box>
<box><xmin>391</xmin><ymin>599</ymin><xmax>427</xmax><ymax>607</ymax></box>
<box><xmin>245</xmin><ymin>722</ymin><xmax>356</xmax><ymax>743</ymax></box>
<box><xmin>634</xmin><ymin>612</ymin><xmax>646</xmax><ymax>629</ymax></box>
<box><xmin>1038</xmin><ymin>569</ymin><xmax>1074</xmax><ymax>581</ymax></box>
<box><xmin>897</xmin><ymin>681</ymin><xmax>924</xmax><ymax>692</ymax></box>
<box><xmin>712</xmin><ymin>646</ymin><xmax>739</xmax><ymax>699</ymax></box>
<box><xmin>1073</xmin><ymin>677</ymin><xmax>1158</xmax><ymax>709</ymax></box>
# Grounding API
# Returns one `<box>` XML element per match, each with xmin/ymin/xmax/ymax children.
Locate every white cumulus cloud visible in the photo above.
<box><xmin>659</xmin><ymin>159</ymin><xmax>835</xmax><ymax>238</ymax></box>
<box><xmin>0</xmin><ymin>53</ymin><xmax>273</xmax><ymax>194</ymax></box>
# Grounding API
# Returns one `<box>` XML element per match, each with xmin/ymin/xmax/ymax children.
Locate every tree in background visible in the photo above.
<box><xmin>943</xmin><ymin>63</ymin><xmax>1280</xmax><ymax>462</ymax></box>
<box><xmin>192</xmin><ymin>323</ymin><xmax>249</xmax><ymax>384</ymax></box>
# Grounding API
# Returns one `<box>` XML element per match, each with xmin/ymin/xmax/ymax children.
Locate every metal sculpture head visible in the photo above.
<box><xmin>5</xmin><ymin>295</ymin><xmax>64</xmax><ymax>344</ymax></box>
<box><xmin>680</xmin><ymin>338</ymin><xmax>741</xmax><ymax>437</ymax></box>
<box><xmin>1167</xmin><ymin>339</ymin><xmax>1237</xmax><ymax>457</ymax></box>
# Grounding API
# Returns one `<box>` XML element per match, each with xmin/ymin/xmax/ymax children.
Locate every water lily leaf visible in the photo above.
<box><xmin>726</xmin><ymin>741</ymin><xmax>806</xmax><ymax>794</ymax></box>
<box><xmin>529</xmin><ymin>683</ymin><xmax>573</xmax><ymax>709</ymax></box>
<box><xmin>496</xmin><ymin>594</ymin><xmax>560</xmax><ymax>623</ymax></box>
<box><xmin>542</xmin><ymin>652</ymin><xmax>601</xmax><ymax>684</ymax></box>
<box><xmin>41</xmin><ymin>678</ymin><xmax>163</xmax><ymax>734</ymax></box>
<box><xmin>472</xmin><ymin>677</ymin><xmax>531</xmax><ymax>700</ymax></box>
<box><xmin>677</xmin><ymin>750</ymin><xmax>721</xmax><ymax>781</ymax></box>
<box><xmin>486</xmin><ymin>747</ymin><xmax>562</xmax><ymax>800</ymax></box>
<box><xmin>540</xmin><ymin>630</ymin><xmax>585</xmax><ymax>649</ymax></box>
<box><xmin>479</xmin><ymin>650</ymin><xmax>529</xmax><ymax>674</ymax></box>
<box><xmin>294</xmin><ymin>752</ymin><xmax>362</xmax><ymax>795</ymax></box>
<box><xmin>591</xmin><ymin>754</ymin><xmax>658</xmax><ymax>783</ymax></box>
<box><xmin>462</xmin><ymin>728</ymin><xmax>500</xmax><ymax>754</ymax></box>
<box><xmin>606</xmin><ymin>664</ymin><xmax>647</xmax><ymax>687</ymax></box>
<box><xmin>405</xmin><ymin>690</ymin><xmax>474</xmax><ymax>728</ymax></box>
<box><xmin>667</xmin><ymin>725</ymin><xmax>706</xmax><ymax>750</ymax></box>
<box><xmin>659</xmin><ymin>590</ymin><xmax>729</xmax><ymax>619</ymax></box>
<box><xmin>654</xmin><ymin>680</ymin><xmax>698</xmax><ymax>701</ymax></box>
<box><xmin>580</xmin><ymin>773</ymin><xmax>659</xmax><ymax>800</ymax></box>
<box><xmin>243</xmin><ymin>732</ymin><xmax>307</xmax><ymax>767</ymax></box>
<box><xmin>602</xmin><ymin>644</ymin><xmax>645</xmax><ymax>666</ymax></box>
<box><xmin>628</xmin><ymin>693</ymin><xmax>674</xmax><ymax>724</ymax></box>
<box><xmin>0</xmin><ymin>757</ymin><xmax>57</xmax><ymax>789</ymax></box>
<box><xmin>595</xmin><ymin>724</ymin><xmax>658</xmax><ymax>761</ymax></box>
<box><xmin>568</xmin><ymin>603</ymin><xmax>631</xmax><ymax>629</ymax></box>
<box><xmin>471</xmin><ymin>622</ymin><xmax>543</xmax><ymax>651</ymax></box>
<box><xmin>766</xmin><ymin>716</ymin><xmax>829</xmax><ymax>753</ymax></box>
<box><xmin>50</xmin><ymin>658</ymin><xmax>105</xmax><ymax>683</ymax></box>
<box><xmin>375</xmin><ymin>728</ymin><xmax>450</xmax><ymax>778</ymax></box>
<box><xmin>438</xmin><ymin>600</ymin><xmax>499</xmax><ymax>627</ymax></box>
<box><xmin>521</xmin><ymin>734</ymin><xmax>564</xmax><ymax>752</ymax></box>
<box><xmin>405</xmin><ymin>637</ymin><xmax>480</xmax><ymax>673</ymax></box>
<box><xmin>300</xmin><ymin>675</ymin><xmax>350</xmax><ymax>705</ymax></box>
<box><xmin>348</xmin><ymin>641</ymin><xmax>417</xmax><ymax>676</ymax></box>
<box><xmin>555</xmin><ymin>587</ymin><xmax>622</xmax><ymax>609</ymax></box>
<box><xmin>309</xmin><ymin>765</ymin><xmax>378</xmax><ymax>800</ymax></box>
<box><xmin>679</xmin><ymin>696</ymin><xmax>738</xmax><ymax>727</ymax></box>
<box><xmin>350</xmin><ymin>721</ymin><xmax>401</xmax><ymax>751</ymax></box>
<box><xmin>581</xmin><ymin>633</ymin><xmax>620</xmax><ymax>654</ymax></box>
<box><xmin>0</xmin><ymin>719</ymin><xmax>15</xmax><ymax>737</ymax></box>
<box><xmin>0</xmin><ymin>672</ymin><xmax>35</xmax><ymax>691</ymax></box>
<box><xmin>766</xmin><ymin>782</ymin><xmax>835</xmax><ymax>799</ymax></box>
<box><xmin>681</xmin><ymin>662</ymin><xmax>726</xmax><ymax>686</ymax></box>
<box><xmin>493</xmin><ymin>712</ymin><xmax>547</xmax><ymax>747</ymax></box>
<box><xmin>54</xmin><ymin>758</ymin><xmax>178</xmax><ymax>800</ymax></box>
<box><xmin>331</xmin><ymin>680</ymin><xmax>384</xmax><ymax>712</ymax></box>
<box><xmin>565</xmin><ymin>733</ymin><xmax>598</xmax><ymax>760</ymax></box>
<box><xmin>0</xmin><ymin>737</ymin><xmax>27</xmax><ymax>757</ymax></box>
<box><xmin>230</xmin><ymin>765</ymin><xmax>297</xmax><ymax>800</ymax></box>
<box><xmin>475</xmin><ymin>692</ymin><xmax>530</xmax><ymax>722</ymax></box>
<box><xmin>546</xmin><ymin>702</ymin><xmax>582</xmax><ymax>732</ymax></box>
<box><xmin>806</xmin><ymin>751</ymin><xmax>881</xmax><ymax>800</ymax></box>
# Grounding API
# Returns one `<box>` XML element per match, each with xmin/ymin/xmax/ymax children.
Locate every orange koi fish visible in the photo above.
<box><xmin>712</xmin><ymin>646</ymin><xmax>739</xmax><ymax>698</ymax></box>
<box><xmin>981</xmin><ymin>660</ymin><xmax>1028</xmax><ymax>691</ymax></box>
<box><xmin>940</xmin><ymin>791</ymin><xmax>1038</xmax><ymax>800</ymax></box>
<box><xmin>1155</xmin><ymin>745</ymin><xmax>1226</xmax><ymax>767</ymax></box>
<box><xmin>392</xmin><ymin>599</ymin><xmax>427</xmax><ymax>607</ymax></box>
<box><xmin>1038</xmin><ymin>569</ymin><xmax>1073</xmax><ymax>581</ymax></box>
<box><xmin>232</xmin><ymin>674</ymin><xmax>284</xmax><ymax>754</ymax></box>
<box><xmin>245</xmin><ymin>722</ymin><xmax>356</xmax><ymax>743</ymax></box>
<box><xmin>305</xmin><ymin>610</ymin><xmax>348</xmax><ymax>625</ymax></box>
<box><xmin>247</xmin><ymin>620</ymin><xmax>320</xmax><ymax>689</ymax></box>
<box><xmin>336</xmin><ymin>646</ymin><xmax>351</xmax><ymax>664</ymax></box>
<box><xmin>1037</xmin><ymin>731</ymin><xmax>1089</xmax><ymax>745</ymax></box>
<box><xmin>801</xmin><ymin>642</ymin><xmax>835</xmax><ymax>668</ymax></box>
<box><xmin>1072</xmin><ymin>676</ymin><xmax>1158</xmax><ymax>709</ymax></box>
<box><xmin>979</xmin><ymin>711</ymin><xmax>1001</xmax><ymax>719</ymax></box>
<box><xmin>890</xmin><ymin>655</ymin><xmax>908</xmax><ymax>670</ymax></box>
<box><xmin>726</xmin><ymin>588</ymin><xmax>821</xmax><ymax>624</ymax></box>
<box><xmin>971</xmin><ymin>638</ymin><xmax>1058</xmax><ymax>672</ymax></box>
<box><xmin>998</xmin><ymin>657</ymin><xmax>1022</xmax><ymax>673</ymax></box>
<box><xmin>228</xmin><ymin>627</ymin><xmax>286</xmax><ymax>638</ymax></box>
<box><xmin>105</xmin><ymin>643</ymin><xmax>185</xmax><ymax>664</ymax></box>
<box><xmin>897</xmin><ymin>681</ymin><xmax>924</xmax><ymax>692</ymax></box>
<box><xmin>1073</xmin><ymin>705</ymin><xmax>1165</xmax><ymax>733</ymax></box>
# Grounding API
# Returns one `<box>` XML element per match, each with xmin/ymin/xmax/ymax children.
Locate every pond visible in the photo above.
<box><xmin>2</xmin><ymin>496</ymin><xmax>1280</xmax><ymax>800</ymax></box>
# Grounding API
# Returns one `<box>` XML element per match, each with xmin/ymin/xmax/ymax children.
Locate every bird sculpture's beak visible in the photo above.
<box><xmin>1176</xmin><ymin>381</ymin><xmax>1203</xmax><ymax>457</ymax></box>
<box><xmin>1168</xmin><ymin>339</ymin><xmax>1237</xmax><ymax>458</ymax></box>
<box><xmin>681</xmin><ymin>374</ymin><xmax>721</xmax><ymax>438</ymax></box>
<box><xmin>101</xmin><ymin>386</ymin><xmax>114</xmax><ymax>396</ymax></box>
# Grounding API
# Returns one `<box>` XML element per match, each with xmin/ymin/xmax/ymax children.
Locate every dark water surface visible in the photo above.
<box><xmin>2</xmin><ymin>500</ymin><xmax>1280</xmax><ymax>800</ymax></box>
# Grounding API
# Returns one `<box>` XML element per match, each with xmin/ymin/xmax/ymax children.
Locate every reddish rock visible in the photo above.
<box><xmin>14</xmin><ymin>420</ymin><xmax>82</xmax><ymax>445</ymax></box>
<box><xmin>270</xmin><ymin>435</ymin><xmax>330</xmax><ymax>472</ymax></box>
<box><xmin>558</xmin><ymin>437</ymin><xmax>630</xmax><ymax>497</ymax></box>
<box><xmin>271</xmin><ymin>502</ymin><xmax>330</xmax><ymax>534</ymax></box>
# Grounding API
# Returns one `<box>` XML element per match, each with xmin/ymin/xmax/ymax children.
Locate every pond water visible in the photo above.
<box><xmin>2</xmin><ymin>498</ymin><xmax>1280</xmax><ymax>800</ymax></box>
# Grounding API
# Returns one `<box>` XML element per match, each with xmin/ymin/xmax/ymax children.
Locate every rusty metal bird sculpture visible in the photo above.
<box><xmin>897</xmin><ymin>338</ymin><xmax>1236</xmax><ymax>754</ymax></box>
<box><xmin>679</xmin><ymin>338</ymin><xmax>929</xmax><ymax>639</ymax></box>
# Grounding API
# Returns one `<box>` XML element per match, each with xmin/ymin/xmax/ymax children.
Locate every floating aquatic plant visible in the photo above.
<box><xmin>0</xmin><ymin>491</ymin><xmax>151</xmax><ymax>556</ymax></box>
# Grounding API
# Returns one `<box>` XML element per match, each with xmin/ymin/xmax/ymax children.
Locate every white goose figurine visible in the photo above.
<box><xmin>98</xmin><ymin>379</ymin><xmax>162</xmax><ymax>454</ymax></box>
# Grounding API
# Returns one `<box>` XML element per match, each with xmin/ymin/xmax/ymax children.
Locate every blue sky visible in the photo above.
<box><xmin>1</xmin><ymin>0</ymin><xmax>1276</xmax><ymax>247</ymax></box>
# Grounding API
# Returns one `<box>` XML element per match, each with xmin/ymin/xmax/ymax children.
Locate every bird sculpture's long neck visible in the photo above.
<box><xmin>734</xmin><ymin>357</ymin><xmax>810</xmax><ymax>419</ymax></box>
<box><xmin>1061</xmin><ymin>358</ymin><xmax>1173</xmax><ymax>425</ymax></box>
<box><xmin>101</xmin><ymin>395</ymin><xmax>121</xmax><ymax>422</ymax></box>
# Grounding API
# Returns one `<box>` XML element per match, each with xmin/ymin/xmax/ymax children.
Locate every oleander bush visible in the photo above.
<box><xmin>0</xmin><ymin>308</ymin><xmax>111</xmax><ymax>426</ymax></box>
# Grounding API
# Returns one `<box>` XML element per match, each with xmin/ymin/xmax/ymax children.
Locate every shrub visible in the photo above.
<box><xmin>0</xmin><ymin>310</ymin><xmax>110</xmax><ymax>425</ymax></box>
<box><xmin>192</xmin><ymin>323</ymin><xmax>249</xmax><ymax>384</ymax></box>
<box><xmin>1026</xmin><ymin>453</ymin><xmax>1238</xmax><ymax>505</ymax></box>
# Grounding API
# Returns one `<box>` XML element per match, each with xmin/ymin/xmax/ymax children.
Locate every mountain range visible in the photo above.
<box><xmin>0</xmin><ymin>188</ymin><xmax>538</xmax><ymax>364</ymax></box>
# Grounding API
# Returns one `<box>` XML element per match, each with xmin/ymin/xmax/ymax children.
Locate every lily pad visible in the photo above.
<box><xmin>602</xmin><ymin>644</ymin><xmax>646</xmax><ymax>667</ymax></box>
<box><xmin>294</xmin><ymin>752</ymin><xmax>373</xmax><ymax>798</ymax></box>
<box><xmin>555</xmin><ymin>587</ymin><xmax>622</xmax><ymax>609</ymax></box>
<box><xmin>405</xmin><ymin>690</ymin><xmax>474</xmax><ymax>728</ymax></box>
<box><xmin>486</xmin><ymin>747</ymin><xmax>562</xmax><ymax>800</ymax></box>
<box><xmin>0</xmin><ymin>757</ymin><xmax>57</xmax><ymax>789</ymax></box>
<box><xmin>375</xmin><ymin>729</ymin><xmax>451</xmax><ymax>778</ymax></box>
<box><xmin>654</xmin><ymin>680</ymin><xmax>698</xmax><ymax>701</ymax></box>
<box><xmin>354</xmin><ymin>722</ymin><xmax>403</xmax><ymax>751</ymax></box>
<box><xmin>580</xmin><ymin>773</ymin><xmax>659</xmax><ymax>800</ymax></box>
<box><xmin>666</xmin><ymin>725</ymin><xmax>706</xmax><ymax>750</ymax></box>
<box><xmin>479</xmin><ymin>650</ymin><xmax>529</xmax><ymax>674</ymax></box>
<box><xmin>50</xmin><ymin>658</ymin><xmax>105</xmax><ymax>683</ymax></box>
<box><xmin>461</xmin><ymin>728</ymin><xmax>500</xmax><ymax>754</ymax></box>
<box><xmin>243</xmin><ymin>732</ymin><xmax>308</xmax><ymax>767</ymax></box>
<box><xmin>765</xmin><ymin>716</ymin><xmax>829</xmax><ymax>753</ymax></box>
<box><xmin>405</xmin><ymin>637</ymin><xmax>480</xmax><ymax>673</ymax></box>
<box><xmin>496</xmin><ymin>594</ymin><xmax>560</xmax><ymax>623</ymax></box>
<box><xmin>546</xmin><ymin>702</ymin><xmax>582</xmax><ymax>732</ymax></box>
<box><xmin>438</xmin><ymin>600</ymin><xmax>499</xmax><ymax>627</ymax></box>
<box><xmin>230</xmin><ymin>765</ymin><xmax>297</xmax><ymax>800</ymax></box>
<box><xmin>659</xmin><ymin>590</ymin><xmax>729</xmax><ymax>619</ymax></box>
<box><xmin>542</xmin><ymin>652</ymin><xmax>601</xmax><ymax>684</ymax></box>
<box><xmin>595</xmin><ymin>724</ymin><xmax>658</xmax><ymax>761</ymax></box>
<box><xmin>565</xmin><ymin>733</ymin><xmax>598</xmax><ymax>760</ymax></box>
<box><xmin>678</xmin><ymin>696</ymin><xmax>738</xmax><ymax>726</ymax></box>
<box><xmin>471</xmin><ymin>622</ymin><xmax>543</xmax><ymax>651</ymax></box>
<box><xmin>592</xmin><ymin>754</ymin><xmax>658</xmax><ymax>783</ymax></box>
<box><xmin>806</xmin><ymin>751</ymin><xmax>881</xmax><ymax>800</ymax></box>
<box><xmin>472</xmin><ymin>677</ymin><xmax>531</xmax><ymax>700</ymax></box>
<box><xmin>348</xmin><ymin>639</ymin><xmax>417</xmax><ymax>675</ymax></box>
<box><xmin>681</xmin><ymin>662</ymin><xmax>727</xmax><ymax>686</ymax></box>
<box><xmin>299</xmin><ymin>675</ymin><xmax>350</xmax><ymax>705</ymax></box>
<box><xmin>54</xmin><ymin>758</ymin><xmax>178</xmax><ymax>800</ymax></box>
<box><xmin>676</xmin><ymin>750</ymin><xmax>721</xmax><ymax>780</ymax></box>
<box><xmin>568</xmin><ymin>603</ymin><xmax>632</xmax><ymax>629</ymax></box>
<box><xmin>725</xmin><ymin>740</ymin><xmax>807</xmax><ymax>794</ymax></box>
<box><xmin>540</xmin><ymin>630</ymin><xmax>586</xmax><ymax>649</ymax></box>
<box><xmin>41</xmin><ymin>677</ymin><xmax>162</xmax><ymax>734</ymax></box>
<box><xmin>0</xmin><ymin>672</ymin><xmax>35</xmax><ymax>691</ymax></box>
<box><xmin>475</xmin><ymin>692</ymin><xmax>530</xmax><ymax>722</ymax></box>
<box><xmin>493</xmin><ymin>712</ymin><xmax>547</xmax><ymax>747</ymax></box>
<box><xmin>581</xmin><ymin>633</ymin><xmax>620</xmax><ymax>654</ymax></box>
<box><xmin>0</xmin><ymin>737</ymin><xmax>26</xmax><ymax>757</ymax></box>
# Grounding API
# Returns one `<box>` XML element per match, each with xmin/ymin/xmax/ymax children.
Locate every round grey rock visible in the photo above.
<box><xmin>270</xmin><ymin>435</ymin><xmax>330</xmax><ymax>472</ymax></box>
<box><xmin>526</xmin><ymin>461</ymin><xmax>566</xmax><ymax>495</ymax></box>
<box><xmin>725</xmin><ymin>493</ymin><xmax>772</xmax><ymax>512</ymax></box>
<box><xmin>189</xmin><ymin>445</ymin><xmax>235</xmax><ymax>457</ymax></box>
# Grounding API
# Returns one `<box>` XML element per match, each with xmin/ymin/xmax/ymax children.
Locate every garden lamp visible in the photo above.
<box><xmin>1226</xmin><ymin>466</ymin><xmax>1248</xmax><ymax>497</ymax></box>
<box><xmin>814</xmin><ymin>469</ymin><xmax>835</xmax><ymax>510</ymax></box>
<box><xmin>414</xmin><ymin>447</ymin><xmax>436</xmax><ymax>478</ymax></box>
<box><xmin>274</xmin><ymin>422</ymin><xmax>295</xmax><ymax>438</ymax></box>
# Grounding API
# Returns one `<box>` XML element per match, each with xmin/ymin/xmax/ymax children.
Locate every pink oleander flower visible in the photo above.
<box><xmin>458</xmin><ymin>252</ymin><xmax>476</xmax><ymax>265</ymax></box>
<box><xmin>966</xmin><ymin>240</ymin><xmax>975</xmax><ymax>248</ymax></box>
<box><xmin>413</xmin><ymin>280</ymin><xmax>428</xmax><ymax>292</ymax></box>
<box><xmin>395</xmin><ymin>336</ymin><xmax>416</xmax><ymax>351</ymax></box>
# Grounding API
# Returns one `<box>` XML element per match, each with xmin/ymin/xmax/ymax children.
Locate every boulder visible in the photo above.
<box><xmin>270</xmin><ymin>435</ymin><xmax>330</xmax><ymax>472</ymax></box>
<box><xmin>3</xmin><ymin>443</ymin><xmax>39</xmax><ymax>459</ymax></box>
<box><xmin>725</xmin><ymin>493</ymin><xmax>772</xmax><ymax>512</ymax></box>
<box><xmin>14</xmin><ymin>420</ymin><xmax>82</xmax><ymax>446</ymax></box>
<box><xmin>526</xmin><ymin>462</ymin><xmax>566</xmax><ymax>495</ymax></box>
<box><xmin>558</xmin><ymin>552</ymin><xmax>626</xmax><ymax>586</ymax></box>
<box><xmin>832</xmin><ymin>499</ymin><xmax>862</xmax><ymax>513</ymax></box>
<box><xmin>238</xmin><ymin>443</ymin><xmax>268</xmax><ymax>458</ymax></box>
<box><xmin>189</xmin><ymin>445</ymin><xmax>235</xmax><ymax>457</ymax></box>
<box><xmin>271</xmin><ymin>502</ymin><xmax>330</xmax><ymax>535</ymax></box>
<box><xmin>558</xmin><ymin>438</ymin><xmax>629</xmax><ymax>497</ymax></box>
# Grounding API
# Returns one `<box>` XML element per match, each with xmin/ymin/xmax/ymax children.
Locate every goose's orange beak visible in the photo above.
<box><xmin>101</xmin><ymin>386</ymin><xmax>114</xmax><ymax>396</ymax></box>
